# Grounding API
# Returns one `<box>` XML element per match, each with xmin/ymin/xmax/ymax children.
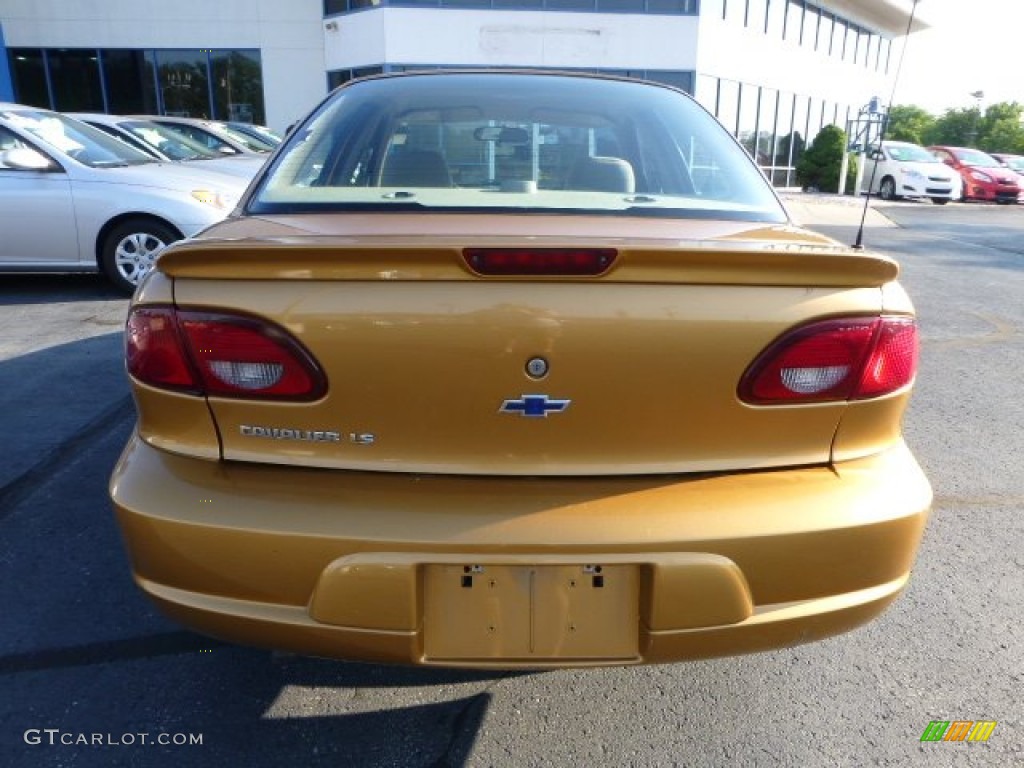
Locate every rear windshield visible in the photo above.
<box><xmin>249</xmin><ymin>72</ymin><xmax>786</xmax><ymax>222</ymax></box>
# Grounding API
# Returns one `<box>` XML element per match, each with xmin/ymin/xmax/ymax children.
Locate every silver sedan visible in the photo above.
<box><xmin>0</xmin><ymin>104</ymin><xmax>248</xmax><ymax>293</ymax></box>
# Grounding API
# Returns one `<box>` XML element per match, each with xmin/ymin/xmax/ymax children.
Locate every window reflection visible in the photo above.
<box><xmin>157</xmin><ymin>50</ymin><xmax>210</xmax><ymax>118</ymax></box>
<box><xmin>9</xmin><ymin>46</ymin><xmax>265</xmax><ymax>124</ymax></box>
<box><xmin>212</xmin><ymin>51</ymin><xmax>265</xmax><ymax>124</ymax></box>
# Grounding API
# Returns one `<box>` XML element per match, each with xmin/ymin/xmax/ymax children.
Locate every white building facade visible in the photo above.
<box><xmin>0</xmin><ymin>0</ymin><xmax>925</xmax><ymax>186</ymax></box>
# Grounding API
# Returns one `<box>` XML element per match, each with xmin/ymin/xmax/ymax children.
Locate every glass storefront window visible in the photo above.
<box><xmin>772</xmin><ymin>91</ymin><xmax>793</xmax><ymax>185</ymax></box>
<box><xmin>790</xmin><ymin>94</ymin><xmax>808</xmax><ymax>175</ymax></box>
<box><xmin>737</xmin><ymin>82</ymin><xmax>758</xmax><ymax>160</ymax></box>
<box><xmin>212</xmin><ymin>50</ymin><xmax>265</xmax><ymax>125</ymax></box>
<box><xmin>156</xmin><ymin>50</ymin><xmax>211</xmax><ymax>118</ymax></box>
<box><xmin>804</xmin><ymin>6</ymin><xmax>819</xmax><ymax>50</ymax></box>
<box><xmin>9</xmin><ymin>49</ymin><xmax>49</xmax><ymax>109</ymax></box>
<box><xmin>724</xmin><ymin>0</ymin><xmax>745</xmax><ymax>26</ymax></box>
<box><xmin>784</xmin><ymin>0</ymin><xmax>803</xmax><ymax>45</ymax></box>
<box><xmin>694</xmin><ymin>73</ymin><xmax>719</xmax><ymax>115</ymax></box>
<box><xmin>646</xmin><ymin>0</ymin><xmax>697</xmax><ymax>13</ymax></box>
<box><xmin>596</xmin><ymin>0</ymin><xmax>645</xmax><ymax>11</ymax></box>
<box><xmin>48</xmin><ymin>50</ymin><xmax>104</xmax><ymax>112</ymax></box>
<box><xmin>102</xmin><ymin>50</ymin><xmax>158</xmax><ymax>114</ymax></box>
<box><xmin>717</xmin><ymin>78</ymin><xmax>740</xmax><ymax>136</ymax></box>
<box><xmin>746</xmin><ymin>0</ymin><xmax>768</xmax><ymax>31</ymax></box>
<box><xmin>9</xmin><ymin>46</ymin><xmax>264</xmax><ymax>126</ymax></box>
<box><xmin>766</xmin><ymin>0</ymin><xmax>786</xmax><ymax>40</ymax></box>
<box><xmin>756</xmin><ymin>87</ymin><xmax>777</xmax><ymax>168</ymax></box>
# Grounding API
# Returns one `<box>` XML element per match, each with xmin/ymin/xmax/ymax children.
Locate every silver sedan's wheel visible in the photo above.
<box><xmin>101</xmin><ymin>219</ymin><xmax>180</xmax><ymax>294</ymax></box>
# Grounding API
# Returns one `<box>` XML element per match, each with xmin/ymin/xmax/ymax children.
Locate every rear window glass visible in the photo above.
<box><xmin>250</xmin><ymin>72</ymin><xmax>785</xmax><ymax>222</ymax></box>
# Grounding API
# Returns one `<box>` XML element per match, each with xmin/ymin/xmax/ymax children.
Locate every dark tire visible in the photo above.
<box><xmin>879</xmin><ymin>176</ymin><xmax>898</xmax><ymax>201</ymax></box>
<box><xmin>930</xmin><ymin>197</ymin><xmax>950</xmax><ymax>205</ymax></box>
<box><xmin>101</xmin><ymin>219</ymin><xmax>180</xmax><ymax>294</ymax></box>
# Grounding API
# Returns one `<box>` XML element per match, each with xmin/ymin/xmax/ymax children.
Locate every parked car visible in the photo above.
<box><xmin>138</xmin><ymin>115</ymin><xmax>275</xmax><ymax>156</ymax></box>
<box><xmin>860</xmin><ymin>140</ymin><xmax>959</xmax><ymax>204</ymax></box>
<box><xmin>111</xmin><ymin>71</ymin><xmax>931</xmax><ymax>668</ymax></box>
<box><xmin>991</xmin><ymin>153</ymin><xmax>1024</xmax><ymax>202</ymax></box>
<box><xmin>0</xmin><ymin>103</ymin><xmax>248</xmax><ymax>293</ymax></box>
<box><xmin>928</xmin><ymin>145</ymin><xmax>1020</xmax><ymax>204</ymax></box>
<box><xmin>226</xmin><ymin>121</ymin><xmax>282</xmax><ymax>147</ymax></box>
<box><xmin>68</xmin><ymin>113</ymin><xmax>266</xmax><ymax>180</ymax></box>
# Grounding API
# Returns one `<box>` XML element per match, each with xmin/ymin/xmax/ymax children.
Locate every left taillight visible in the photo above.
<box><xmin>738</xmin><ymin>316</ymin><xmax>918</xmax><ymax>404</ymax></box>
<box><xmin>126</xmin><ymin>306</ymin><xmax>326</xmax><ymax>400</ymax></box>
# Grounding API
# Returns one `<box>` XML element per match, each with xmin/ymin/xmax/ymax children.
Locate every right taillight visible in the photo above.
<box><xmin>739</xmin><ymin>316</ymin><xmax>918</xmax><ymax>404</ymax></box>
<box><xmin>125</xmin><ymin>305</ymin><xmax>326</xmax><ymax>400</ymax></box>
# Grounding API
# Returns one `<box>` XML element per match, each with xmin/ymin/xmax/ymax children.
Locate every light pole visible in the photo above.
<box><xmin>968</xmin><ymin>90</ymin><xmax>984</xmax><ymax>147</ymax></box>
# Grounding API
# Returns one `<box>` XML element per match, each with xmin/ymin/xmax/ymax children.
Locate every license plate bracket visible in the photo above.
<box><xmin>423</xmin><ymin>563</ymin><xmax>638</xmax><ymax>660</ymax></box>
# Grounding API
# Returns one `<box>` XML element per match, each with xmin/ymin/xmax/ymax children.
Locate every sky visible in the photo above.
<box><xmin>892</xmin><ymin>0</ymin><xmax>1022</xmax><ymax>114</ymax></box>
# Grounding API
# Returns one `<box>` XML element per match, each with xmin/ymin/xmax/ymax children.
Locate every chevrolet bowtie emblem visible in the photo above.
<box><xmin>499</xmin><ymin>394</ymin><xmax>571</xmax><ymax>418</ymax></box>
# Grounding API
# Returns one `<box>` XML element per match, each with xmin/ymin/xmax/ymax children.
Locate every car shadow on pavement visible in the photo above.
<box><xmin>0</xmin><ymin>333</ymin><xmax>527</xmax><ymax>768</ymax></box>
<box><xmin>0</xmin><ymin>274</ymin><xmax>125</xmax><ymax>305</ymax></box>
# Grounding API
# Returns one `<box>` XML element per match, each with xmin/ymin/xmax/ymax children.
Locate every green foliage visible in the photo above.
<box><xmin>922</xmin><ymin>107</ymin><xmax>982</xmax><ymax>147</ymax></box>
<box><xmin>882</xmin><ymin>101</ymin><xmax>1024</xmax><ymax>154</ymax></box>
<box><xmin>796</xmin><ymin>125</ymin><xmax>857</xmax><ymax>193</ymax></box>
<box><xmin>885</xmin><ymin>105</ymin><xmax>934</xmax><ymax>145</ymax></box>
<box><xmin>978</xmin><ymin>103</ymin><xmax>1024</xmax><ymax>154</ymax></box>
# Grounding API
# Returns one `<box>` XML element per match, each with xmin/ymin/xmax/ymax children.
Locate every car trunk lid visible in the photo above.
<box><xmin>155</xmin><ymin>215</ymin><xmax>897</xmax><ymax>475</ymax></box>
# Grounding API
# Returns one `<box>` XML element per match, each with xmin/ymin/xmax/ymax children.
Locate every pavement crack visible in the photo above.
<box><xmin>0</xmin><ymin>394</ymin><xmax>133</xmax><ymax>518</ymax></box>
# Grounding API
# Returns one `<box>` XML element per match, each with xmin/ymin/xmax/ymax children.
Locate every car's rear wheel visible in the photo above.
<box><xmin>930</xmin><ymin>197</ymin><xmax>950</xmax><ymax>205</ymax></box>
<box><xmin>101</xmin><ymin>219</ymin><xmax>180</xmax><ymax>294</ymax></box>
<box><xmin>879</xmin><ymin>176</ymin><xmax>898</xmax><ymax>201</ymax></box>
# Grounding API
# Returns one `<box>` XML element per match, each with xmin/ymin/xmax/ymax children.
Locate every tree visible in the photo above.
<box><xmin>978</xmin><ymin>102</ymin><xmax>1024</xmax><ymax>154</ymax></box>
<box><xmin>884</xmin><ymin>105</ymin><xmax>935</xmax><ymax>145</ymax></box>
<box><xmin>917</xmin><ymin>102</ymin><xmax>1024</xmax><ymax>152</ymax></box>
<box><xmin>924</xmin><ymin>107</ymin><xmax>983</xmax><ymax>147</ymax></box>
<box><xmin>796</xmin><ymin>125</ymin><xmax>857</xmax><ymax>193</ymax></box>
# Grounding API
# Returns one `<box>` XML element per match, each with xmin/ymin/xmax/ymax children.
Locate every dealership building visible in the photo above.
<box><xmin>0</xmin><ymin>0</ymin><xmax>925</xmax><ymax>186</ymax></box>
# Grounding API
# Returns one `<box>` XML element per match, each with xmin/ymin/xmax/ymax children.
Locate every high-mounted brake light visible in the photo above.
<box><xmin>739</xmin><ymin>316</ymin><xmax>918</xmax><ymax>404</ymax></box>
<box><xmin>464</xmin><ymin>248</ymin><xmax>616</xmax><ymax>276</ymax></box>
<box><xmin>125</xmin><ymin>306</ymin><xmax>326</xmax><ymax>400</ymax></box>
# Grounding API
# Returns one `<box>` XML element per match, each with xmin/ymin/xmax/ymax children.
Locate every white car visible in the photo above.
<box><xmin>860</xmin><ymin>140</ymin><xmax>960</xmax><ymax>205</ymax></box>
<box><xmin>67</xmin><ymin>112</ymin><xmax>266</xmax><ymax>180</ymax></box>
<box><xmin>0</xmin><ymin>104</ymin><xmax>248</xmax><ymax>293</ymax></box>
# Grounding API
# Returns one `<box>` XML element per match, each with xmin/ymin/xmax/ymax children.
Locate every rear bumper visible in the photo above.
<box><xmin>110</xmin><ymin>436</ymin><xmax>931</xmax><ymax>667</ymax></box>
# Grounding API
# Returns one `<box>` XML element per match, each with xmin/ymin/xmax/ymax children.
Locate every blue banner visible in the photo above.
<box><xmin>0</xmin><ymin>23</ymin><xmax>14</xmax><ymax>102</ymax></box>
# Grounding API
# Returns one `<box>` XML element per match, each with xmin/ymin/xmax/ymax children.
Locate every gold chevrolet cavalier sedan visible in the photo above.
<box><xmin>110</xmin><ymin>71</ymin><xmax>931</xmax><ymax>667</ymax></box>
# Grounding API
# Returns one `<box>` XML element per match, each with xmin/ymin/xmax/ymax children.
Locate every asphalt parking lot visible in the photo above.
<box><xmin>1</xmin><ymin>198</ymin><xmax>1022</xmax><ymax>767</ymax></box>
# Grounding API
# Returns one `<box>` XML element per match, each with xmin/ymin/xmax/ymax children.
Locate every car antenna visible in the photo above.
<box><xmin>853</xmin><ymin>0</ymin><xmax>922</xmax><ymax>250</ymax></box>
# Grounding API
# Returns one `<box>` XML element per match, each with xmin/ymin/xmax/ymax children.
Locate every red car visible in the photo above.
<box><xmin>928</xmin><ymin>145</ymin><xmax>1020</xmax><ymax>204</ymax></box>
